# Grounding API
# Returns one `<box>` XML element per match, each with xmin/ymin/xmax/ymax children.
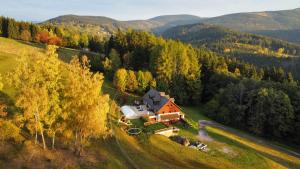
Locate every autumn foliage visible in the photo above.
<box><xmin>7</xmin><ymin>46</ymin><xmax>109</xmax><ymax>151</ymax></box>
<box><xmin>35</xmin><ymin>31</ymin><xmax>62</xmax><ymax>46</ymax></box>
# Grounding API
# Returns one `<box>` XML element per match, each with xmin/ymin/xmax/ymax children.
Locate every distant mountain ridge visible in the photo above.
<box><xmin>45</xmin><ymin>8</ymin><xmax>300</xmax><ymax>43</ymax></box>
<box><xmin>203</xmin><ymin>8</ymin><xmax>300</xmax><ymax>31</ymax></box>
<box><xmin>45</xmin><ymin>14</ymin><xmax>204</xmax><ymax>33</ymax></box>
<box><xmin>201</xmin><ymin>8</ymin><xmax>300</xmax><ymax>43</ymax></box>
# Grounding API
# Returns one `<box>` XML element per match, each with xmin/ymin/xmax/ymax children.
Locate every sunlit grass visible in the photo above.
<box><xmin>207</xmin><ymin>126</ymin><xmax>300</xmax><ymax>168</ymax></box>
<box><xmin>180</xmin><ymin>106</ymin><xmax>299</xmax><ymax>169</ymax></box>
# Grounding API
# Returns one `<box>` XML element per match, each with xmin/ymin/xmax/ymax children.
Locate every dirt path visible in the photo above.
<box><xmin>199</xmin><ymin>120</ymin><xmax>300</xmax><ymax>158</ymax></box>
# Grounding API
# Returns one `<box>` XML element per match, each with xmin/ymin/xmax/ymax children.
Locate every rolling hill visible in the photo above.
<box><xmin>47</xmin><ymin>8</ymin><xmax>300</xmax><ymax>33</ymax></box>
<box><xmin>44</xmin><ymin>8</ymin><xmax>300</xmax><ymax>43</ymax></box>
<box><xmin>200</xmin><ymin>8</ymin><xmax>300</xmax><ymax>43</ymax></box>
<box><xmin>45</xmin><ymin>14</ymin><xmax>204</xmax><ymax>34</ymax></box>
<box><xmin>204</xmin><ymin>8</ymin><xmax>300</xmax><ymax>32</ymax></box>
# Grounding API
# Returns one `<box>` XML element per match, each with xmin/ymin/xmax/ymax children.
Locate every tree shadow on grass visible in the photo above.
<box><xmin>0</xmin><ymin>91</ymin><xmax>19</xmax><ymax>117</ymax></box>
<box><xmin>207</xmin><ymin>129</ymin><xmax>300</xmax><ymax>169</ymax></box>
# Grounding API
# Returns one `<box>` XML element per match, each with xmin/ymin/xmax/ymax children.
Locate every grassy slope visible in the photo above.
<box><xmin>182</xmin><ymin>107</ymin><xmax>300</xmax><ymax>169</ymax></box>
<box><xmin>0</xmin><ymin>37</ymin><xmax>299</xmax><ymax>169</ymax></box>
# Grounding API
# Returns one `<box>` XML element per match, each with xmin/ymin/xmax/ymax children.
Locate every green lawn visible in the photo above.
<box><xmin>130</xmin><ymin>118</ymin><xmax>167</xmax><ymax>133</ymax></box>
<box><xmin>130</xmin><ymin>118</ymin><xmax>145</xmax><ymax>127</ymax></box>
<box><xmin>182</xmin><ymin>106</ymin><xmax>210</xmax><ymax>121</ymax></box>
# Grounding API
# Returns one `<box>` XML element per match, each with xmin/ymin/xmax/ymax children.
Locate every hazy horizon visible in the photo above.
<box><xmin>0</xmin><ymin>0</ymin><xmax>300</xmax><ymax>22</ymax></box>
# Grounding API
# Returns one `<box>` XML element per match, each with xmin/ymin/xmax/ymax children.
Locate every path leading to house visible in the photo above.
<box><xmin>199</xmin><ymin>120</ymin><xmax>300</xmax><ymax>158</ymax></box>
<box><xmin>198</xmin><ymin>121</ymin><xmax>214</xmax><ymax>142</ymax></box>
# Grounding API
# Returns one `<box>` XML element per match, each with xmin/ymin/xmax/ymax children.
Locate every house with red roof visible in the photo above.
<box><xmin>142</xmin><ymin>89</ymin><xmax>184</xmax><ymax>123</ymax></box>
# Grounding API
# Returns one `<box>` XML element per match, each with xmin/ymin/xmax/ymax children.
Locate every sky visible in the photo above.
<box><xmin>0</xmin><ymin>0</ymin><xmax>300</xmax><ymax>22</ymax></box>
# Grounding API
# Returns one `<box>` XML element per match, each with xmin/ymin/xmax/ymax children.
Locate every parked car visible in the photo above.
<box><xmin>189</xmin><ymin>141</ymin><xmax>207</xmax><ymax>151</ymax></box>
<box><xmin>199</xmin><ymin>143</ymin><xmax>207</xmax><ymax>150</ymax></box>
<box><xmin>170</xmin><ymin>136</ymin><xmax>190</xmax><ymax>146</ymax></box>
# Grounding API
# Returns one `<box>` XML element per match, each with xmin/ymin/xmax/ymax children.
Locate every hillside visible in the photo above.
<box><xmin>162</xmin><ymin>23</ymin><xmax>300</xmax><ymax>79</ymax></box>
<box><xmin>253</xmin><ymin>29</ymin><xmax>300</xmax><ymax>44</ymax></box>
<box><xmin>45</xmin><ymin>15</ymin><xmax>127</xmax><ymax>35</ymax></box>
<box><xmin>45</xmin><ymin>14</ymin><xmax>204</xmax><ymax>34</ymax></box>
<box><xmin>47</xmin><ymin>8</ymin><xmax>300</xmax><ymax>33</ymax></box>
<box><xmin>201</xmin><ymin>8</ymin><xmax>300</xmax><ymax>43</ymax></box>
<box><xmin>162</xmin><ymin>23</ymin><xmax>300</xmax><ymax>56</ymax></box>
<box><xmin>1</xmin><ymin>37</ymin><xmax>300</xmax><ymax>169</ymax></box>
<box><xmin>204</xmin><ymin>8</ymin><xmax>300</xmax><ymax>31</ymax></box>
<box><xmin>148</xmin><ymin>15</ymin><xmax>204</xmax><ymax>33</ymax></box>
<box><xmin>44</xmin><ymin>8</ymin><xmax>300</xmax><ymax>43</ymax></box>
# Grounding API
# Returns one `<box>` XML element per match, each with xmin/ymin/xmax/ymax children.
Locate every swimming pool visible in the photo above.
<box><xmin>121</xmin><ymin>105</ymin><xmax>141</xmax><ymax>119</ymax></box>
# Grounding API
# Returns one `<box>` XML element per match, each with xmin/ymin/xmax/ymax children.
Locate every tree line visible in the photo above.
<box><xmin>0</xmin><ymin>16</ymin><xmax>106</xmax><ymax>50</ymax></box>
<box><xmin>113</xmin><ymin>68</ymin><xmax>156</xmax><ymax>94</ymax></box>
<box><xmin>206</xmin><ymin>80</ymin><xmax>299</xmax><ymax>143</ymax></box>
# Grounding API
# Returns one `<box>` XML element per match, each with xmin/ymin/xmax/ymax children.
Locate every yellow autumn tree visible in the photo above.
<box><xmin>126</xmin><ymin>70</ymin><xmax>138</xmax><ymax>92</ymax></box>
<box><xmin>43</xmin><ymin>45</ymin><xmax>64</xmax><ymax>149</ymax></box>
<box><xmin>8</xmin><ymin>45</ymin><xmax>62</xmax><ymax>149</ymax></box>
<box><xmin>63</xmin><ymin>56</ymin><xmax>109</xmax><ymax>155</ymax></box>
<box><xmin>113</xmin><ymin>68</ymin><xmax>128</xmax><ymax>92</ymax></box>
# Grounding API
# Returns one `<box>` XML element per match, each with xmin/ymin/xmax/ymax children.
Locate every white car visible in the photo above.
<box><xmin>198</xmin><ymin>143</ymin><xmax>207</xmax><ymax>150</ymax></box>
<box><xmin>188</xmin><ymin>141</ymin><xmax>207</xmax><ymax>151</ymax></box>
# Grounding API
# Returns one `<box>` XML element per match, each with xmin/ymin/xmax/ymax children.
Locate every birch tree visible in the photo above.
<box><xmin>42</xmin><ymin>45</ymin><xmax>63</xmax><ymax>149</ymax></box>
<box><xmin>63</xmin><ymin>56</ymin><xmax>109</xmax><ymax>155</ymax></box>
<box><xmin>9</xmin><ymin>55</ymin><xmax>46</xmax><ymax>148</ymax></box>
<box><xmin>8</xmin><ymin>45</ymin><xmax>62</xmax><ymax>149</ymax></box>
